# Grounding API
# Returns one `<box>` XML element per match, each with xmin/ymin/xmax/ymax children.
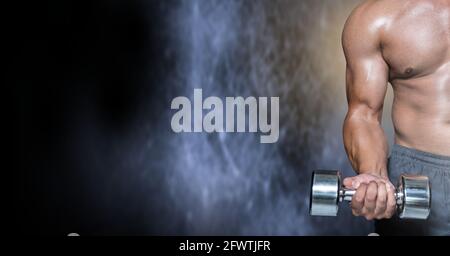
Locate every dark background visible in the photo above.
<box><xmin>18</xmin><ymin>0</ymin><xmax>178</xmax><ymax>235</ymax></box>
<box><xmin>16</xmin><ymin>0</ymin><xmax>394</xmax><ymax>235</ymax></box>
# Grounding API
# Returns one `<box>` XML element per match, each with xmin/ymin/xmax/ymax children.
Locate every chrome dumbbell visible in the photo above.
<box><xmin>309</xmin><ymin>170</ymin><xmax>431</xmax><ymax>219</ymax></box>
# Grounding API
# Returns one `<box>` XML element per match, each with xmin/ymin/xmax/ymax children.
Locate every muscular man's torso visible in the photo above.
<box><xmin>379</xmin><ymin>0</ymin><xmax>450</xmax><ymax>155</ymax></box>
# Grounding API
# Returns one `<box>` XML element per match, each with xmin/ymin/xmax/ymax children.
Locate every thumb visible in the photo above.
<box><xmin>343</xmin><ymin>177</ymin><xmax>356</xmax><ymax>189</ymax></box>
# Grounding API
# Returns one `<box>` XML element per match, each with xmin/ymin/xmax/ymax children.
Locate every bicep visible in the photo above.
<box><xmin>345</xmin><ymin>57</ymin><xmax>388</xmax><ymax>116</ymax></box>
<box><xmin>342</xmin><ymin>8</ymin><xmax>389</xmax><ymax>120</ymax></box>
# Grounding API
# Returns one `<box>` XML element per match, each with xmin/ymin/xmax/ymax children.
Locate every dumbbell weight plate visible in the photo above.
<box><xmin>397</xmin><ymin>174</ymin><xmax>431</xmax><ymax>219</ymax></box>
<box><xmin>309</xmin><ymin>170</ymin><xmax>340</xmax><ymax>216</ymax></box>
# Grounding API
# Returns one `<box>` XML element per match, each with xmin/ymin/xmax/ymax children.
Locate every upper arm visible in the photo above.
<box><xmin>342</xmin><ymin>1</ymin><xmax>389</xmax><ymax>121</ymax></box>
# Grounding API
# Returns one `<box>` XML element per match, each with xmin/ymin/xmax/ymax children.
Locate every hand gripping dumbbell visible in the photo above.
<box><xmin>309</xmin><ymin>170</ymin><xmax>431</xmax><ymax>219</ymax></box>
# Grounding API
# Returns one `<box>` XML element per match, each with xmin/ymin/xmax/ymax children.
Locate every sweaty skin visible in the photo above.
<box><xmin>342</xmin><ymin>0</ymin><xmax>450</xmax><ymax>220</ymax></box>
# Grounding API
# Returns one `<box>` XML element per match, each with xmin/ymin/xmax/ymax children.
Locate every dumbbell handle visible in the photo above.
<box><xmin>339</xmin><ymin>189</ymin><xmax>404</xmax><ymax>205</ymax></box>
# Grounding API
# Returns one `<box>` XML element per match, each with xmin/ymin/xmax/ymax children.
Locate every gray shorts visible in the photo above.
<box><xmin>375</xmin><ymin>144</ymin><xmax>450</xmax><ymax>236</ymax></box>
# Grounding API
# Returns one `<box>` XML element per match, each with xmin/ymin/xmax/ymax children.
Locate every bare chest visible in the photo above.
<box><xmin>381</xmin><ymin>9</ymin><xmax>450</xmax><ymax>81</ymax></box>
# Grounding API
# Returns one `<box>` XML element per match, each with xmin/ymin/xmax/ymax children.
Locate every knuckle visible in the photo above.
<box><xmin>359</xmin><ymin>183</ymin><xmax>367</xmax><ymax>190</ymax></box>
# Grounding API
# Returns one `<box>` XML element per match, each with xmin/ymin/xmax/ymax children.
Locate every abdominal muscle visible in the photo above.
<box><xmin>391</xmin><ymin>69</ymin><xmax>450</xmax><ymax>156</ymax></box>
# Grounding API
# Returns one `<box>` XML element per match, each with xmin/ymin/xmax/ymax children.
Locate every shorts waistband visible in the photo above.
<box><xmin>391</xmin><ymin>144</ymin><xmax>450</xmax><ymax>169</ymax></box>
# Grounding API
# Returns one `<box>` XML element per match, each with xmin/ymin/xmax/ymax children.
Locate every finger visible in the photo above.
<box><xmin>384</xmin><ymin>186</ymin><xmax>397</xmax><ymax>218</ymax></box>
<box><xmin>385</xmin><ymin>180</ymin><xmax>396</xmax><ymax>194</ymax></box>
<box><xmin>352</xmin><ymin>183</ymin><xmax>367</xmax><ymax>215</ymax></box>
<box><xmin>374</xmin><ymin>182</ymin><xmax>387</xmax><ymax>219</ymax></box>
<box><xmin>363</xmin><ymin>181</ymin><xmax>378</xmax><ymax>218</ymax></box>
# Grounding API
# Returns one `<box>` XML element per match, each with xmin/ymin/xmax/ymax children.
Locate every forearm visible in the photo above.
<box><xmin>343</xmin><ymin>112</ymin><xmax>389</xmax><ymax>177</ymax></box>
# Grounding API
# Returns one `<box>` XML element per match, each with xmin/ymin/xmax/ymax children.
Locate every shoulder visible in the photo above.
<box><xmin>342</xmin><ymin>0</ymin><xmax>400</xmax><ymax>52</ymax></box>
<box><xmin>345</xmin><ymin>0</ymin><xmax>398</xmax><ymax>26</ymax></box>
